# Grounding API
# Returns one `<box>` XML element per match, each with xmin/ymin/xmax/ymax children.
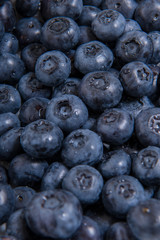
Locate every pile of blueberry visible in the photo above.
<box><xmin>1</xmin><ymin>0</ymin><xmax>160</xmax><ymax>239</ymax></box>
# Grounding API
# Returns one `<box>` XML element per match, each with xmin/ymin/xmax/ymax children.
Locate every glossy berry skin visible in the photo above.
<box><xmin>98</xmin><ymin>149</ymin><xmax>131</xmax><ymax>179</ymax></box>
<box><xmin>101</xmin><ymin>0</ymin><xmax>138</xmax><ymax>19</ymax></box>
<box><xmin>35</xmin><ymin>50</ymin><xmax>71</xmax><ymax>87</ymax></box>
<box><xmin>0</xmin><ymin>33</ymin><xmax>18</xmax><ymax>54</ymax></box>
<box><xmin>52</xmin><ymin>77</ymin><xmax>81</xmax><ymax>98</ymax></box>
<box><xmin>74</xmin><ymin>41</ymin><xmax>113</xmax><ymax>74</ymax></box>
<box><xmin>72</xmin><ymin>216</ymin><xmax>102</xmax><ymax>240</ymax></box>
<box><xmin>61</xmin><ymin>129</ymin><xmax>103</xmax><ymax>167</ymax></box>
<box><xmin>83</xmin><ymin>0</ymin><xmax>102</xmax><ymax>7</ymax></box>
<box><xmin>16</xmin><ymin>0</ymin><xmax>40</xmax><ymax>17</ymax></box>
<box><xmin>106</xmin><ymin>221</ymin><xmax>136</xmax><ymax>240</ymax></box>
<box><xmin>25</xmin><ymin>189</ymin><xmax>83</xmax><ymax>239</ymax></box>
<box><xmin>20</xmin><ymin>119</ymin><xmax>63</xmax><ymax>159</ymax></box>
<box><xmin>14</xmin><ymin>186</ymin><xmax>36</xmax><ymax>210</ymax></box>
<box><xmin>15</xmin><ymin>17</ymin><xmax>41</xmax><ymax>47</ymax></box>
<box><xmin>132</xmin><ymin>146</ymin><xmax>160</xmax><ymax>186</ymax></box>
<box><xmin>21</xmin><ymin>43</ymin><xmax>47</xmax><ymax>72</ymax></box>
<box><xmin>62</xmin><ymin>165</ymin><xmax>103</xmax><ymax>205</ymax></box>
<box><xmin>78</xmin><ymin>26</ymin><xmax>97</xmax><ymax>46</ymax></box>
<box><xmin>123</xmin><ymin>19</ymin><xmax>141</xmax><ymax>33</ymax></box>
<box><xmin>8</xmin><ymin>153</ymin><xmax>48</xmax><ymax>188</ymax></box>
<box><xmin>0</xmin><ymin>0</ymin><xmax>16</xmax><ymax>32</ymax></box>
<box><xmin>0</xmin><ymin>184</ymin><xmax>15</xmax><ymax>224</ymax></box>
<box><xmin>118</xmin><ymin>96</ymin><xmax>154</xmax><ymax>119</ymax></box>
<box><xmin>102</xmin><ymin>175</ymin><xmax>146</xmax><ymax>219</ymax></box>
<box><xmin>6</xmin><ymin>209</ymin><xmax>34</xmax><ymax>240</ymax></box>
<box><xmin>115</xmin><ymin>30</ymin><xmax>153</xmax><ymax>64</ymax></box>
<box><xmin>0</xmin><ymin>113</ymin><xmax>20</xmax><ymax>136</ymax></box>
<box><xmin>148</xmin><ymin>31</ymin><xmax>160</xmax><ymax>64</ymax></box>
<box><xmin>41</xmin><ymin>0</ymin><xmax>83</xmax><ymax>20</ymax></box>
<box><xmin>92</xmin><ymin>9</ymin><xmax>126</xmax><ymax>42</ymax></box>
<box><xmin>127</xmin><ymin>199</ymin><xmax>160</xmax><ymax>240</ymax></box>
<box><xmin>0</xmin><ymin>127</ymin><xmax>23</xmax><ymax>161</ymax></box>
<box><xmin>19</xmin><ymin>97</ymin><xmax>49</xmax><ymax>125</ymax></box>
<box><xmin>41</xmin><ymin>162</ymin><xmax>68</xmax><ymax>191</ymax></box>
<box><xmin>135</xmin><ymin>107</ymin><xmax>160</xmax><ymax>147</ymax></box>
<box><xmin>41</xmin><ymin>16</ymin><xmax>80</xmax><ymax>52</ymax></box>
<box><xmin>46</xmin><ymin>95</ymin><xmax>88</xmax><ymax>133</ymax></box>
<box><xmin>0</xmin><ymin>53</ymin><xmax>25</xmax><ymax>85</ymax></box>
<box><xmin>134</xmin><ymin>0</ymin><xmax>160</xmax><ymax>33</ymax></box>
<box><xmin>119</xmin><ymin>61</ymin><xmax>154</xmax><ymax>97</ymax></box>
<box><xmin>79</xmin><ymin>71</ymin><xmax>123</xmax><ymax>112</ymax></box>
<box><xmin>97</xmin><ymin>108</ymin><xmax>134</xmax><ymax>145</ymax></box>
<box><xmin>78</xmin><ymin>5</ymin><xmax>101</xmax><ymax>26</ymax></box>
<box><xmin>0</xmin><ymin>84</ymin><xmax>21</xmax><ymax>114</ymax></box>
<box><xmin>18</xmin><ymin>72</ymin><xmax>51</xmax><ymax>101</ymax></box>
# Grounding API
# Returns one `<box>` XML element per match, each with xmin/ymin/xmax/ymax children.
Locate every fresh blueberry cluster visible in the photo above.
<box><xmin>1</xmin><ymin>0</ymin><xmax>160</xmax><ymax>240</ymax></box>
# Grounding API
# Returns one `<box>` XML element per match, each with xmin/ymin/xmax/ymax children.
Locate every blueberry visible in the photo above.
<box><xmin>21</xmin><ymin>43</ymin><xmax>47</xmax><ymax>72</ymax></box>
<box><xmin>52</xmin><ymin>77</ymin><xmax>81</xmax><ymax>98</ymax></box>
<box><xmin>0</xmin><ymin>184</ymin><xmax>15</xmax><ymax>225</ymax></box>
<box><xmin>41</xmin><ymin>162</ymin><xmax>68</xmax><ymax>191</ymax></box>
<box><xmin>74</xmin><ymin>41</ymin><xmax>114</xmax><ymax>74</ymax></box>
<box><xmin>19</xmin><ymin>97</ymin><xmax>49</xmax><ymax>125</ymax></box>
<box><xmin>102</xmin><ymin>175</ymin><xmax>146</xmax><ymax>218</ymax></box>
<box><xmin>7</xmin><ymin>209</ymin><xmax>35</xmax><ymax>240</ymax></box>
<box><xmin>41</xmin><ymin>0</ymin><xmax>83</xmax><ymax>20</ymax></box>
<box><xmin>0</xmin><ymin>33</ymin><xmax>19</xmax><ymax>54</ymax></box>
<box><xmin>16</xmin><ymin>0</ymin><xmax>40</xmax><ymax>17</ymax></box>
<box><xmin>8</xmin><ymin>153</ymin><xmax>48</xmax><ymax>188</ymax></box>
<box><xmin>0</xmin><ymin>53</ymin><xmax>25</xmax><ymax>85</ymax></box>
<box><xmin>92</xmin><ymin>9</ymin><xmax>126</xmax><ymax>42</ymax></box>
<box><xmin>0</xmin><ymin>84</ymin><xmax>21</xmax><ymax>114</ymax></box>
<box><xmin>135</xmin><ymin>107</ymin><xmax>160</xmax><ymax>147</ymax></box>
<box><xmin>41</xmin><ymin>16</ymin><xmax>80</xmax><ymax>52</ymax></box>
<box><xmin>119</xmin><ymin>61</ymin><xmax>154</xmax><ymax>97</ymax></box>
<box><xmin>62</xmin><ymin>165</ymin><xmax>103</xmax><ymax>205</ymax></box>
<box><xmin>132</xmin><ymin>146</ymin><xmax>160</xmax><ymax>186</ymax></box>
<box><xmin>25</xmin><ymin>189</ymin><xmax>83</xmax><ymax>239</ymax></box>
<box><xmin>148</xmin><ymin>31</ymin><xmax>160</xmax><ymax>64</ymax></box>
<box><xmin>0</xmin><ymin>0</ymin><xmax>16</xmax><ymax>32</ymax></box>
<box><xmin>101</xmin><ymin>0</ymin><xmax>138</xmax><ymax>19</ymax></box>
<box><xmin>98</xmin><ymin>149</ymin><xmax>131</xmax><ymax>179</ymax></box>
<box><xmin>72</xmin><ymin>216</ymin><xmax>102</xmax><ymax>240</ymax></box>
<box><xmin>14</xmin><ymin>186</ymin><xmax>36</xmax><ymax>210</ymax></box>
<box><xmin>78</xmin><ymin>5</ymin><xmax>101</xmax><ymax>26</ymax></box>
<box><xmin>0</xmin><ymin>20</ymin><xmax>5</xmax><ymax>41</ymax></box>
<box><xmin>79</xmin><ymin>71</ymin><xmax>123</xmax><ymax>111</ymax></box>
<box><xmin>134</xmin><ymin>0</ymin><xmax>160</xmax><ymax>33</ymax></box>
<box><xmin>0</xmin><ymin>127</ymin><xmax>24</xmax><ymax>160</ymax></box>
<box><xmin>127</xmin><ymin>198</ymin><xmax>160</xmax><ymax>240</ymax></box>
<box><xmin>106</xmin><ymin>221</ymin><xmax>136</xmax><ymax>240</ymax></box>
<box><xmin>46</xmin><ymin>95</ymin><xmax>88</xmax><ymax>133</ymax></box>
<box><xmin>0</xmin><ymin>113</ymin><xmax>20</xmax><ymax>136</ymax></box>
<box><xmin>115</xmin><ymin>30</ymin><xmax>153</xmax><ymax>64</ymax></box>
<box><xmin>61</xmin><ymin>129</ymin><xmax>103</xmax><ymax>167</ymax></box>
<box><xmin>15</xmin><ymin>17</ymin><xmax>41</xmax><ymax>47</ymax></box>
<box><xmin>20</xmin><ymin>119</ymin><xmax>63</xmax><ymax>159</ymax></box>
<box><xmin>35</xmin><ymin>50</ymin><xmax>71</xmax><ymax>87</ymax></box>
<box><xmin>97</xmin><ymin>108</ymin><xmax>134</xmax><ymax>145</ymax></box>
<box><xmin>18</xmin><ymin>72</ymin><xmax>51</xmax><ymax>101</ymax></box>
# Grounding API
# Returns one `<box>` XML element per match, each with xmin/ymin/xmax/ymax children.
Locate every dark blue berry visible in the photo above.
<box><xmin>78</xmin><ymin>5</ymin><xmax>101</xmax><ymax>26</ymax></box>
<box><xmin>0</xmin><ymin>0</ymin><xmax>16</xmax><ymax>32</ymax></box>
<box><xmin>78</xmin><ymin>26</ymin><xmax>97</xmax><ymax>46</ymax></box>
<box><xmin>46</xmin><ymin>94</ymin><xmax>88</xmax><ymax>133</ymax></box>
<box><xmin>148</xmin><ymin>31</ymin><xmax>160</xmax><ymax>64</ymax></box>
<box><xmin>123</xmin><ymin>19</ymin><xmax>141</xmax><ymax>34</ymax></box>
<box><xmin>35</xmin><ymin>50</ymin><xmax>71</xmax><ymax>87</ymax></box>
<box><xmin>0</xmin><ymin>33</ymin><xmax>19</xmax><ymax>54</ymax></box>
<box><xmin>61</xmin><ymin>129</ymin><xmax>103</xmax><ymax>167</ymax></box>
<box><xmin>25</xmin><ymin>189</ymin><xmax>83</xmax><ymax>239</ymax></box>
<box><xmin>83</xmin><ymin>0</ymin><xmax>102</xmax><ymax>7</ymax></box>
<box><xmin>16</xmin><ymin>0</ymin><xmax>40</xmax><ymax>17</ymax></box>
<box><xmin>0</xmin><ymin>113</ymin><xmax>20</xmax><ymax>136</ymax></box>
<box><xmin>14</xmin><ymin>186</ymin><xmax>36</xmax><ymax>210</ymax></box>
<box><xmin>0</xmin><ymin>166</ymin><xmax>8</xmax><ymax>184</ymax></box>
